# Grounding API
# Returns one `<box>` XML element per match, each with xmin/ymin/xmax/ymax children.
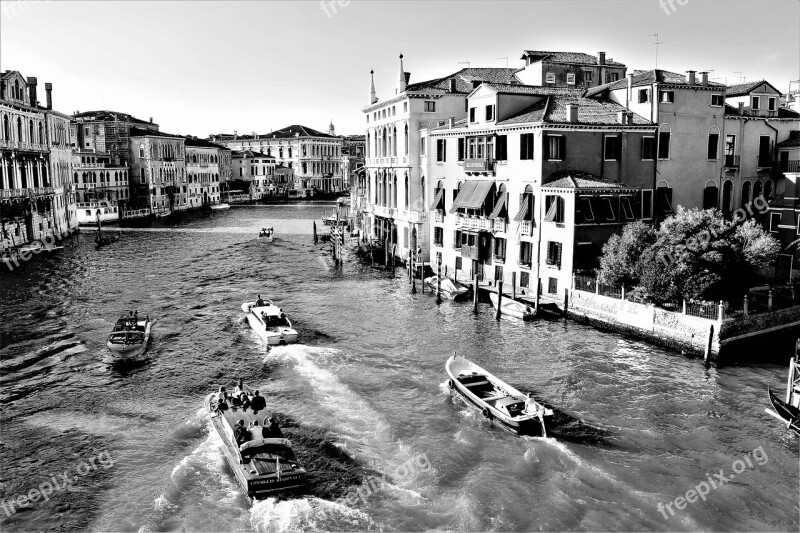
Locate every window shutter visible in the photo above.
<box><xmin>443</xmin><ymin>139</ymin><xmax>447</xmax><ymax>162</ymax></box>
<box><xmin>543</xmin><ymin>135</ymin><xmax>549</xmax><ymax>159</ymax></box>
<box><xmin>556</xmin><ymin>243</ymin><xmax>562</xmax><ymax>267</ymax></box>
<box><xmin>560</xmin><ymin>136</ymin><xmax>566</xmax><ymax>160</ymax></box>
<box><xmin>458</xmin><ymin>138</ymin><xmax>464</xmax><ymax>161</ymax></box>
<box><xmin>615</xmin><ymin>136</ymin><xmax>622</xmax><ymax>160</ymax></box>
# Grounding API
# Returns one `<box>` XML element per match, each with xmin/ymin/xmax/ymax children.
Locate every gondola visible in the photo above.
<box><xmin>766</xmin><ymin>387</ymin><xmax>800</xmax><ymax>435</ymax></box>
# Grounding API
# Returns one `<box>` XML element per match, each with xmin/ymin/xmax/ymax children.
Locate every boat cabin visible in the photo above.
<box><xmin>108</xmin><ymin>314</ymin><xmax>146</xmax><ymax>345</ymax></box>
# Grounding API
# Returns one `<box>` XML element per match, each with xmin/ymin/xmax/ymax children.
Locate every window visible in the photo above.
<box><xmin>658</xmin><ymin>127</ymin><xmax>671</xmax><ymax>159</ymax></box>
<box><xmin>434</xmin><ymin>227</ymin><xmax>444</xmax><ymax>246</ymax></box>
<box><xmin>659</xmin><ymin>90</ymin><xmax>674</xmax><ymax>103</ymax></box>
<box><xmin>420</xmin><ymin>138</ymin><xmax>425</xmax><ymax>156</ymax></box>
<box><xmin>758</xmin><ymin>136</ymin><xmax>771</xmax><ymax>167</ymax></box>
<box><xmin>656</xmin><ymin>187</ymin><xmax>674</xmax><ymax>218</ymax></box>
<box><xmin>751</xmin><ymin>96</ymin><xmax>760</xmax><ymax>110</ymax></box>
<box><xmin>403</xmin><ymin>102</ymin><xmax>408</xmax><ymax>112</ymax></box>
<box><xmin>494</xmin><ymin>238</ymin><xmax>506</xmax><ymax>261</ymax></box>
<box><xmin>425</xmin><ymin>101</ymin><xmax>436</xmax><ymax>112</ymax></box>
<box><xmin>638</xmin><ymin>89</ymin><xmax>649</xmax><ymax>103</ymax></box>
<box><xmin>436</xmin><ymin>139</ymin><xmax>447</xmax><ymax>162</ymax></box>
<box><xmin>544</xmin><ymin>195</ymin><xmax>565</xmax><ymax>223</ymax></box>
<box><xmin>609</xmin><ymin>73</ymin><xmax>620</xmax><ymax>82</ymax></box>
<box><xmin>485</xmin><ymin>105</ymin><xmax>495</xmax><ymax>121</ymax></box>
<box><xmin>139</xmin><ymin>144</ymin><xmax>145</xmax><ymax>158</ymax></box>
<box><xmin>707</xmin><ymin>131</ymin><xmax>719</xmax><ymax>160</ymax></box>
<box><xmin>768</xmin><ymin>97</ymin><xmax>777</xmax><ymax>112</ymax></box>
<box><xmin>458</xmin><ymin>138</ymin><xmax>465</xmax><ymax>161</ymax></box>
<box><xmin>453</xmin><ymin>229</ymin><xmax>462</xmax><ymax>249</ymax></box>
<box><xmin>469</xmin><ymin>107</ymin><xmax>476</xmax><ymax>123</ymax></box>
<box><xmin>770</xmin><ymin>212</ymin><xmax>781</xmax><ymax>233</ymax></box>
<box><xmin>711</xmin><ymin>94</ymin><xmax>724</xmax><ymax>107</ymax></box>
<box><xmin>520</xmin><ymin>133</ymin><xmax>534</xmax><ymax>160</ymax></box>
<box><xmin>546</xmin><ymin>241</ymin><xmax>562</xmax><ymax>267</ymax></box>
<box><xmin>496</xmin><ymin>135</ymin><xmax>507</xmax><ymax>160</ymax></box>
<box><xmin>546</xmin><ymin>72</ymin><xmax>555</xmax><ymax>84</ymax></box>
<box><xmin>566</xmin><ymin>73</ymin><xmax>576</xmax><ymax>85</ymax></box>
<box><xmin>546</xmin><ymin>135</ymin><xmax>565</xmax><ymax>160</ymax></box>
<box><xmin>642</xmin><ymin>136</ymin><xmax>655</xmax><ymax>160</ymax></box>
<box><xmin>519</xmin><ymin>241</ymin><xmax>533</xmax><ymax>267</ymax></box>
<box><xmin>583</xmin><ymin>70</ymin><xmax>593</xmax><ymax>83</ymax></box>
<box><xmin>604</xmin><ymin>135</ymin><xmax>621</xmax><ymax>161</ymax></box>
<box><xmin>641</xmin><ymin>189</ymin><xmax>653</xmax><ymax>219</ymax></box>
<box><xmin>620</xmin><ymin>197</ymin><xmax>635</xmax><ymax>221</ymax></box>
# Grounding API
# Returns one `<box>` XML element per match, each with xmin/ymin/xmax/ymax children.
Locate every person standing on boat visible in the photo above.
<box><xmin>250</xmin><ymin>390</ymin><xmax>266</xmax><ymax>412</ymax></box>
<box><xmin>266</xmin><ymin>417</ymin><xmax>283</xmax><ymax>438</ymax></box>
<box><xmin>524</xmin><ymin>393</ymin><xmax>538</xmax><ymax>415</ymax></box>
<box><xmin>234</xmin><ymin>420</ymin><xmax>248</xmax><ymax>445</ymax></box>
<box><xmin>256</xmin><ymin>295</ymin><xmax>265</xmax><ymax>307</ymax></box>
<box><xmin>234</xmin><ymin>378</ymin><xmax>245</xmax><ymax>396</ymax></box>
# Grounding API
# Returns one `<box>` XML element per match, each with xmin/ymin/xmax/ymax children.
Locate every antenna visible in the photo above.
<box><xmin>649</xmin><ymin>33</ymin><xmax>662</xmax><ymax>70</ymax></box>
<box><xmin>458</xmin><ymin>61</ymin><xmax>470</xmax><ymax>68</ymax></box>
<box><xmin>497</xmin><ymin>57</ymin><xmax>508</xmax><ymax>68</ymax></box>
<box><xmin>734</xmin><ymin>72</ymin><xmax>745</xmax><ymax>83</ymax></box>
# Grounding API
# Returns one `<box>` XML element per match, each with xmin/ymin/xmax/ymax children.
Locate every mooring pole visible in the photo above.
<box><xmin>384</xmin><ymin>237</ymin><xmax>389</xmax><ymax>267</ymax></box>
<box><xmin>473</xmin><ymin>273</ymin><xmax>479</xmax><ymax>313</ymax></box>
<box><xmin>313</xmin><ymin>221</ymin><xmax>317</xmax><ymax>244</ymax></box>
<box><xmin>436</xmin><ymin>256</ymin><xmax>442</xmax><ymax>303</ymax></box>
<box><xmin>496</xmin><ymin>280</ymin><xmax>504</xmax><ymax>319</ymax></box>
<box><xmin>410</xmin><ymin>251</ymin><xmax>416</xmax><ymax>294</ymax></box>
<box><xmin>511</xmin><ymin>272</ymin><xmax>517</xmax><ymax>301</ymax></box>
<box><xmin>391</xmin><ymin>244</ymin><xmax>397</xmax><ymax>274</ymax></box>
<box><xmin>368</xmin><ymin>238</ymin><xmax>373</xmax><ymax>265</ymax></box>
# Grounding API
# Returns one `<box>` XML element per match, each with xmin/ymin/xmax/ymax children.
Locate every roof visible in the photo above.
<box><xmin>404</xmin><ymin>67</ymin><xmax>521</xmax><ymax>94</ymax></box>
<box><xmin>478</xmin><ymin>83</ymin><xmax>583</xmax><ymax>97</ymax></box>
<box><xmin>217</xmin><ymin>125</ymin><xmax>339</xmax><ymax>141</ymax></box>
<box><xmin>543</xmin><ymin>170</ymin><xmax>634</xmax><ymax>189</ymax></box>
<box><xmin>724</xmin><ymin>104</ymin><xmax>800</xmax><ymax>119</ymax></box>
<box><xmin>725</xmin><ymin>80</ymin><xmax>782</xmax><ymax>97</ymax></box>
<box><xmin>129</xmin><ymin>127</ymin><xmax>185</xmax><ymax>139</ymax></box>
<box><xmin>585</xmin><ymin>69</ymin><xmax>724</xmax><ymax>97</ymax></box>
<box><xmin>777</xmin><ymin>131</ymin><xmax>800</xmax><ymax>148</ymax></box>
<box><xmin>72</xmin><ymin>110</ymin><xmax>156</xmax><ymax>126</ymax></box>
<box><xmin>497</xmin><ymin>94</ymin><xmax>653</xmax><ymax>126</ymax></box>
<box><xmin>184</xmin><ymin>137</ymin><xmax>230</xmax><ymax>150</ymax></box>
<box><xmin>520</xmin><ymin>50</ymin><xmax>626</xmax><ymax>67</ymax></box>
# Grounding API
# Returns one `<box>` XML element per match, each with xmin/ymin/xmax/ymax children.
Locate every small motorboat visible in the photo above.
<box><xmin>765</xmin><ymin>355</ymin><xmax>800</xmax><ymax>435</ymax></box>
<box><xmin>446</xmin><ymin>353</ymin><xmax>553</xmax><ymax>436</ymax></box>
<box><xmin>258</xmin><ymin>228</ymin><xmax>274</xmax><ymax>242</ymax></box>
<box><xmin>489</xmin><ymin>292</ymin><xmax>535</xmax><ymax>320</ymax></box>
<box><xmin>205</xmin><ymin>385</ymin><xmax>307</xmax><ymax>499</ymax></box>
<box><xmin>241</xmin><ymin>300</ymin><xmax>298</xmax><ymax>345</ymax></box>
<box><xmin>211</xmin><ymin>203</ymin><xmax>231</xmax><ymax>211</ymax></box>
<box><xmin>107</xmin><ymin>312</ymin><xmax>152</xmax><ymax>360</ymax></box>
<box><xmin>424</xmin><ymin>276</ymin><xmax>470</xmax><ymax>301</ymax></box>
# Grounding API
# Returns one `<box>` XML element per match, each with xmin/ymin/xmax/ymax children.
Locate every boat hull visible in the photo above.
<box><xmin>424</xmin><ymin>276</ymin><xmax>470</xmax><ymax>301</ymax></box>
<box><xmin>489</xmin><ymin>293</ymin><xmax>535</xmax><ymax>320</ymax></box>
<box><xmin>106</xmin><ymin>321</ymin><xmax>151</xmax><ymax>360</ymax></box>
<box><xmin>242</xmin><ymin>302</ymin><xmax>298</xmax><ymax>345</ymax></box>
<box><xmin>768</xmin><ymin>387</ymin><xmax>800</xmax><ymax>435</ymax></box>
<box><xmin>210</xmin><ymin>204</ymin><xmax>230</xmax><ymax>211</ymax></box>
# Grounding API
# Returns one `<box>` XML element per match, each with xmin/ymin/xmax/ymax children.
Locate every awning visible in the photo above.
<box><xmin>428</xmin><ymin>188</ymin><xmax>444</xmax><ymax>211</ymax></box>
<box><xmin>449</xmin><ymin>181</ymin><xmax>493</xmax><ymax>213</ymax></box>
<box><xmin>488</xmin><ymin>194</ymin><xmax>507</xmax><ymax>219</ymax></box>
<box><xmin>544</xmin><ymin>197</ymin><xmax>560</xmax><ymax>222</ymax></box>
<box><xmin>514</xmin><ymin>196</ymin><xmax>531</xmax><ymax>221</ymax></box>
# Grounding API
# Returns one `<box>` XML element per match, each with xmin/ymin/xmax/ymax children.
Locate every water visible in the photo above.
<box><xmin>1</xmin><ymin>204</ymin><xmax>797</xmax><ymax>532</ymax></box>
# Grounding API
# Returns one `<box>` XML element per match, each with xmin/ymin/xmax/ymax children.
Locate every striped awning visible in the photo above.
<box><xmin>449</xmin><ymin>181</ymin><xmax>493</xmax><ymax>213</ymax></box>
<box><xmin>428</xmin><ymin>188</ymin><xmax>444</xmax><ymax>211</ymax></box>
<box><xmin>488</xmin><ymin>194</ymin><xmax>507</xmax><ymax>219</ymax></box>
<box><xmin>514</xmin><ymin>196</ymin><xmax>531</xmax><ymax>221</ymax></box>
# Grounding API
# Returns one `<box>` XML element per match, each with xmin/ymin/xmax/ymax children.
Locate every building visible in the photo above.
<box><xmin>128</xmin><ymin>127</ymin><xmax>187</xmax><ymax>214</ymax></box>
<box><xmin>210</xmin><ymin>124</ymin><xmax>344</xmax><ymax>192</ymax></box>
<box><xmin>586</xmin><ymin>69</ymin><xmax>726</xmax><ymax>219</ymax></box>
<box><xmin>1</xmin><ymin>70</ymin><xmax>76</xmax><ymax>250</ymax></box>
<box><xmin>363</xmin><ymin>55</ymin><xmax>523</xmax><ymax>262</ymax></box>
<box><xmin>71</xmin><ymin>151</ymin><xmax>130</xmax><ymax>204</ymax></box>
<box><xmin>769</xmin><ymin>130</ymin><xmax>800</xmax><ymax>281</ymax></box>
<box><xmin>184</xmin><ymin>137</ymin><xmax>230</xmax><ymax>207</ymax></box>
<box><xmin>424</xmin><ymin>82</ymin><xmax>655</xmax><ymax>297</ymax></box>
<box><xmin>231</xmin><ymin>149</ymin><xmax>278</xmax><ymax>199</ymax></box>
<box><xmin>516</xmin><ymin>50</ymin><xmax>627</xmax><ymax>88</ymax></box>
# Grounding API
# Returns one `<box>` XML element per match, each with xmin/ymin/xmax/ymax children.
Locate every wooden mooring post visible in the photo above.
<box><xmin>473</xmin><ymin>273</ymin><xmax>479</xmax><ymax>313</ymax></box>
<box><xmin>704</xmin><ymin>324</ymin><xmax>714</xmax><ymax>365</ymax></box>
<box><xmin>391</xmin><ymin>245</ymin><xmax>397</xmax><ymax>274</ymax></box>
<box><xmin>436</xmin><ymin>256</ymin><xmax>442</xmax><ymax>303</ymax></box>
<box><xmin>384</xmin><ymin>237</ymin><xmax>389</xmax><ymax>267</ymax></box>
<box><xmin>495</xmin><ymin>280</ymin><xmax>504</xmax><ymax>320</ymax></box>
<box><xmin>313</xmin><ymin>221</ymin><xmax>318</xmax><ymax>244</ymax></box>
<box><xmin>511</xmin><ymin>272</ymin><xmax>516</xmax><ymax>301</ymax></box>
<box><xmin>410</xmin><ymin>251</ymin><xmax>416</xmax><ymax>294</ymax></box>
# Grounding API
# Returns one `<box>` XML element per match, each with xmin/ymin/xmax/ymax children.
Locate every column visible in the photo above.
<box><xmin>0</xmin><ymin>155</ymin><xmax>7</xmax><ymax>190</ymax></box>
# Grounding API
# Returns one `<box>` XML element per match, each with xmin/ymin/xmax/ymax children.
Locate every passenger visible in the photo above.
<box><xmin>215</xmin><ymin>397</ymin><xmax>229</xmax><ymax>413</ymax></box>
<box><xmin>234</xmin><ymin>378</ymin><xmax>245</xmax><ymax>396</ymax></box>
<box><xmin>216</xmin><ymin>386</ymin><xmax>227</xmax><ymax>402</ymax></box>
<box><xmin>229</xmin><ymin>394</ymin><xmax>242</xmax><ymax>408</ymax></box>
<box><xmin>524</xmin><ymin>393</ymin><xmax>538</xmax><ymax>415</ymax></box>
<box><xmin>261</xmin><ymin>418</ymin><xmax>272</xmax><ymax>438</ymax></box>
<box><xmin>233</xmin><ymin>420</ymin><xmax>248</xmax><ymax>445</ymax></box>
<box><xmin>248</xmin><ymin>420</ymin><xmax>262</xmax><ymax>440</ymax></box>
<box><xmin>278</xmin><ymin>313</ymin><xmax>287</xmax><ymax>326</ymax></box>
<box><xmin>250</xmin><ymin>390</ymin><xmax>266</xmax><ymax>412</ymax></box>
<box><xmin>239</xmin><ymin>392</ymin><xmax>251</xmax><ymax>411</ymax></box>
<box><xmin>267</xmin><ymin>417</ymin><xmax>283</xmax><ymax>438</ymax></box>
<box><xmin>256</xmin><ymin>295</ymin><xmax>265</xmax><ymax>307</ymax></box>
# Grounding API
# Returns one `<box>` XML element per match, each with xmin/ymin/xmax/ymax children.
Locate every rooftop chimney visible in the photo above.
<box><xmin>617</xmin><ymin>111</ymin><xmax>627</xmax><ymax>125</ymax></box>
<box><xmin>26</xmin><ymin>77</ymin><xmax>37</xmax><ymax>107</ymax></box>
<box><xmin>598</xmin><ymin>52</ymin><xmax>606</xmax><ymax>65</ymax></box>
<box><xmin>398</xmin><ymin>54</ymin><xmax>407</xmax><ymax>94</ymax></box>
<box><xmin>149</xmin><ymin>117</ymin><xmax>153</xmax><ymax>123</ymax></box>
<box><xmin>448</xmin><ymin>117</ymin><xmax>455</xmax><ymax>128</ymax></box>
<box><xmin>404</xmin><ymin>72</ymin><xmax>411</xmax><ymax>85</ymax></box>
<box><xmin>687</xmin><ymin>71</ymin><xmax>696</xmax><ymax>85</ymax></box>
<box><xmin>566</xmin><ymin>104</ymin><xmax>579</xmax><ymax>123</ymax></box>
<box><xmin>738</xmin><ymin>102</ymin><xmax>745</xmax><ymax>116</ymax></box>
<box><xmin>448</xmin><ymin>78</ymin><xmax>457</xmax><ymax>92</ymax></box>
<box><xmin>627</xmin><ymin>112</ymin><xmax>634</xmax><ymax>123</ymax></box>
<box><xmin>700</xmin><ymin>71</ymin><xmax>709</xmax><ymax>86</ymax></box>
<box><xmin>234</xmin><ymin>130</ymin><xmax>238</xmax><ymax>139</ymax></box>
<box><xmin>44</xmin><ymin>82</ymin><xmax>52</xmax><ymax>110</ymax></box>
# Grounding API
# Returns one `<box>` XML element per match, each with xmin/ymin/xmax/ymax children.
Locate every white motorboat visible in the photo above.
<box><xmin>242</xmin><ymin>300</ymin><xmax>298</xmax><ymax>345</ymax></box>
<box><xmin>489</xmin><ymin>292</ymin><xmax>535</xmax><ymax>320</ymax></box>
<box><xmin>446</xmin><ymin>353</ymin><xmax>553</xmax><ymax>436</ymax></box>
<box><xmin>106</xmin><ymin>312</ymin><xmax>152</xmax><ymax>360</ymax></box>
<box><xmin>211</xmin><ymin>203</ymin><xmax>231</xmax><ymax>211</ymax></box>
<box><xmin>76</xmin><ymin>200</ymin><xmax>119</xmax><ymax>226</ymax></box>
<box><xmin>424</xmin><ymin>276</ymin><xmax>470</xmax><ymax>301</ymax></box>
<box><xmin>258</xmin><ymin>228</ymin><xmax>274</xmax><ymax>242</ymax></box>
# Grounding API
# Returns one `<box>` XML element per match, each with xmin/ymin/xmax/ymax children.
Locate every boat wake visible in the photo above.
<box><xmin>250</xmin><ymin>496</ymin><xmax>375</xmax><ymax>532</ymax></box>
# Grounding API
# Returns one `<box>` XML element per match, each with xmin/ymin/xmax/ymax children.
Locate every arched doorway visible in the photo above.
<box><xmin>721</xmin><ymin>180</ymin><xmax>733</xmax><ymax>216</ymax></box>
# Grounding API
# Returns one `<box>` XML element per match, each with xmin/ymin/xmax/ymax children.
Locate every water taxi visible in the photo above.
<box><xmin>766</xmin><ymin>354</ymin><xmax>800</xmax><ymax>435</ymax></box>
<box><xmin>210</xmin><ymin>203</ymin><xmax>231</xmax><ymax>211</ymax></box>
<box><xmin>106</xmin><ymin>312</ymin><xmax>152</xmax><ymax>360</ymax></box>
<box><xmin>489</xmin><ymin>292</ymin><xmax>536</xmax><ymax>320</ymax></box>
<box><xmin>258</xmin><ymin>228</ymin><xmax>274</xmax><ymax>242</ymax></box>
<box><xmin>241</xmin><ymin>299</ymin><xmax>298</xmax><ymax>345</ymax></box>
<box><xmin>205</xmin><ymin>386</ymin><xmax>307</xmax><ymax>499</ymax></box>
<box><xmin>424</xmin><ymin>276</ymin><xmax>470</xmax><ymax>300</ymax></box>
<box><xmin>75</xmin><ymin>200</ymin><xmax>119</xmax><ymax>226</ymax></box>
<box><xmin>446</xmin><ymin>353</ymin><xmax>552</xmax><ymax>436</ymax></box>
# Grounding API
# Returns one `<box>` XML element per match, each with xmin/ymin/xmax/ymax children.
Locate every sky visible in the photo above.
<box><xmin>1</xmin><ymin>0</ymin><xmax>798</xmax><ymax>137</ymax></box>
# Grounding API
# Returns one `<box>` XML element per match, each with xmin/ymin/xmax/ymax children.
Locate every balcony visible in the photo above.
<box><xmin>0</xmin><ymin>186</ymin><xmax>55</xmax><ymax>198</ymax></box>
<box><xmin>373</xmin><ymin>205</ymin><xmax>395</xmax><ymax>218</ymax></box>
<box><xmin>520</xmin><ymin>220</ymin><xmax>533</xmax><ymax>236</ymax></box>
<box><xmin>409</xmin><ymin>210</ymin><xmax>427</xmax><ymax>223</ymax></box>
<box><xmin>724</xmin><ymin>154</ymin><xmax>740</xmax><ymax>169</ymax></box>
<box><xmin>493</xmin><ymin>217</ymin><xmax>507</xmax><ymax>233</ymax></box>
<box><xmin>518</xmin><ymin>258</ymin><xmax>532</xmax><ymax>269</ymax></box>
<box><xmin>0</xmin><ymin>139</ymin><xmax>49</xmax><ymax>152</ymax></box>
<box><xmin>74</xmin><ymin>162</ymin><xmax>106</xmax><ymax>169</ymax></box>
<box><xmin>779</xmin><ymin>160</ymin><xmax>800</xmax><ymax>173</ymax></box>
<box><xmin>464</xmin><ymin>158</ymin><xmax>496</xmax><ymax>174</ymax></box>
<box><xmin>434</xmin><ymin>210</ymin><xmax>445</xmax><ymax>223</ymax></box>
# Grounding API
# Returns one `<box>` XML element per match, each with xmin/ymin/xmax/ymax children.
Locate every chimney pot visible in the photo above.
<box><xmin>44</xmin><ymin>82</ymin><xmax>52</xmax><ymax>109</ymax></box>
<box><xmin>738</xmin><ymin>102</ymin><xmax>745</xmax><ymax>116</ymax></box>
<box><xmin>448</xmin><ymin>78</ymin><xmax>457</xmax><ymax>92</ymax></box>
<box><xmin>26</xmin><ymin>76</ymin><xmax>38</xmax><ymax>107</ymax></box>
<box><xmin>149</xmin><ymin>117</ymin><xmax>153</xmax><ymax>123</ymax></box>
<box><xmin>617</xmin><ymin>111</ymin><xmax>627</xmax><ymax>124</ymax></box>
<box><xmin>700</xmin><ymin>71</ymin><xmax>709</xmax><ymax>86</ymax></box>
<box><xmin>598</xmin><ymin>52</ymin><xmax>606</xmax><ymax>65</ymax></box>
<box><xmin>448</xmin><ymin>117</ymin><xmax>455</xmax><ymax>128</ymax></box>
<box><xmin>566</xmin><ymin>104</ymin><xmax>579</xmax><ymax>123</ymax></box>
<box><xmin>687</xmin><ymin>71</ymin><xmax>696</xmax><ymax>85</ymax></box>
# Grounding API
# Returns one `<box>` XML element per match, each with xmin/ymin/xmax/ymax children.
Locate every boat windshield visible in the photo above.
<box><xmin>246</xmin><ymin>443</ymin><xmax>297</xmax><ymax>461</ymax></box>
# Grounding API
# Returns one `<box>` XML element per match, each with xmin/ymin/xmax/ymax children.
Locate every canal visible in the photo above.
<box><xmin>0</xmin><ymin>204</ymin><xmax>797</xmax><ymax>532</ymax></box>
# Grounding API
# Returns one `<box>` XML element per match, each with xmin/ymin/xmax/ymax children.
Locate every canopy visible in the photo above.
<box><xmin>428</xmin><ymin>188</ymin><xmax>445</xmax><ymax>211</ymax></box>
<box><xmin>449</xmin><ymin>181</ymin><xmax>493</xmax><ymax>213</ymax></box>
<box><xmin>488</xmin><ymin>194</ymin><xmax>507</xmax><ymax>219</ymax></box>
<box><xmin>514</xmin><ymin>196</ymin><xmax>531</xmax><ymax>221</ymax></box>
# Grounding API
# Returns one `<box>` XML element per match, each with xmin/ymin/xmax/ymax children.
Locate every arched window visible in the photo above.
<box><xmin>707</xmin><ymin>125</ymin><xmax>720</xmax><ymax>160</ymax></box>
<box><xmin>703</xmin><ymin>182</ymin><xmax>718</xmax><ymax>209</ymax></box>
<box><xmin>2</xmin><ymin>115</ymin><xmax>9</xmax><ymax>140</ymax></box>
<box><xmin>17</xmin><ymin>117</ymin><xmax>23</xmax><ymax>141</ymax></box>
<box><xmin>74</xmin><ymin>172</ymin><xmax>79</xmax><ymax>184</ymax></box>
<box><xmin>393</xmin><ymin>173</ymin><xmax>398</xmax><ymax>208</ymax></box>
<box><xmin>741</xmin><ymin>181</ymin><xmax>751</xmax><ymax>208</ymax></box>
<box><xmin>658</xmin><ymin>123</ymin><xmax>671</xmax><ymax>159</ymax></box>
<box><xmin>753</xmin><ymin>180</ymin><xmax>763</xmax><ymax>201</ymax></box>
<box><xmin>38</xmin><ymin>123</ymin><xmax>44</xmax><ymax>145</ymax></box>
<box><xmin>404</xmin><ymin>173</ymin><xmax>409</xmax><ymax>209</ymax></box>
<box><xmin>29</xmin><ymin>120</ymin><xmax>34</xmax><ymax>143</ymax></box>
<box><xmin>721</xmin><ymin>180</ymin><xmax>733</xmax><ymax>216</ymax></box>
<box><xmin>405</xmin><ymin>124</ymin><xmax>409</xmax><ymax>155</ymax></box>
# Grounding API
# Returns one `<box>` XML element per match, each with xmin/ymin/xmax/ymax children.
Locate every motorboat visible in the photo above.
<box><xmin>446</xmin><ymin>353</ymin><xmax>553</xmax><ymax>436</ymax></box>
<box><xmin>210</xmin><ymin>203</ymin><xmax>231</xmax><ymax>211</ymax></box>
<box><xmin>489</xmin><ymin>292</ymin><xmax>535</xmax><ymax>320</ymax></box>
<box><xmin>258</xmin><ymin>228</ymin><xmax>274</xmax><ymax>242</ymax></box>
<box><xmin>424</xmin><ymin>276</ymin><xmax>470</xmax><ymax>301</ymax></box>
<box><xmin>241</xmin><ymin>300</ymin><xmax>298</xmax><ymax>345</ymax></box>
<box><xmin>765</xmin><ymin>355</ymin><xmax>800</xmax><ymax>435</ymax></box>
<box><xmin>106</xmin><ymin>312</ymin><xmax>152</xmax><ymax>360</ymax></box>
<box><xmin>205</xmin><ymin>384</ymin><xmax>307</xmax><ymax>499</ymax></box>
<box><xmin>75</xmin><ymin>200</ymin><xmax>119</xmax><ymax>226</ymax></box>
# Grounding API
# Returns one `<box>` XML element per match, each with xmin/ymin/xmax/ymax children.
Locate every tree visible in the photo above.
<box><xmin>597</xmin><ymin>221</ymin><xmax>656</xmax><ymax>287</ymax></box>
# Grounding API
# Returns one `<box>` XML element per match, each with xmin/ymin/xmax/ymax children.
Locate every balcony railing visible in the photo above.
<box><xmin>464</xmin><ymin>158</ymin><xmax>496</xmax><ymax>174</ymax></box>
<box><xmin>434</xmin><ymin>210</ymin><xmax>445</xmax><ymax>223</ymax></box>
<box><xmin>0</xmin><ymin>139</ymin><xmax>49</xmax><ymax>152</ymax></box>
<box><xmin>493</xmin><ymin>217</ymin><xmax>507</xmax><ymax>233</ymax></box>
<box><xmin>0</xmin><ymin>186</ymin><xmax>55</xmax><ymax>198</ymax></box>
<box><xmin>724</xmin><ymin>154</ymin><xmax>740</xmax><ymax>168</ymax></box>
<box><xmin>518</xmin><ymin>258</ymin><xmax>532</xmax><ymax>269</ymax></box>
<box><xmin>74</xmin><ymin>162</ymin><xmax>106</xmax><ymax>169</ymax></box>
<box><xmin>520</xmin><ymin>220</ymin><xmax>533</xmax><ymax>235</ymax></box>
<box><xmin>779</xmin><ymin>160</ymin><xmax>800</xmax><ymax>173</ymax></box>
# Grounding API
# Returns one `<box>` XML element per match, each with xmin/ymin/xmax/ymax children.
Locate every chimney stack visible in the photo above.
<box><xmin>627</xmin><ymin>112</ymin><xmax>634</xmax><ymax>124</ymax></box>
<box><xmin>26</xmin><ymin>77</ymin><xmax>37</xmax><ymax>107</ymax></box>
<box><xmin>700</xmin><ymin>71</ymin><xmax>709</xmax><ymax>86</ymax></box>
<box><xmin>448</xmin><ymin>117</ymin><xmax>455</xmax><ymax>128</ymax></box>
<box><xmin>448</xmin><ymin>78</ymin><xmax>457</xmax><ymax>92</ymax></box>
<box><xmin>687</xmin><ymin>71</ymin><xmax>696</xmax><ymax>85</ymax></box>
<box><xmin>566</xmin><ymin>104</ymin><xmax>579</xmax><ymax>123</ymax></box>
<box><xmin>617</xmin><ymin>111</ymin><xmax>628</xmax><ymax>124</ymax></box>
<box><xmin>45</xmin><ymin>82</ymin><xmax>52</xmax><ymax>109</ymax></box>
<box><xmin>598</xmin><ymin>52</ymin><xmax>606</xmax><ymax>65</ymax></box>
<box><xmin>738</xmin><ymin>102</ymin><xmax>745</xmax><ymax>116</ymax></box>
<box><xmin>149</xmin><ymin>117</ymin><xmax>153</xmax><ymax>123</ymax></box>
<box><xmin>234</xmin><ymin>130</ymin><xmax>238</xmax><ymax>139</ymax></box>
